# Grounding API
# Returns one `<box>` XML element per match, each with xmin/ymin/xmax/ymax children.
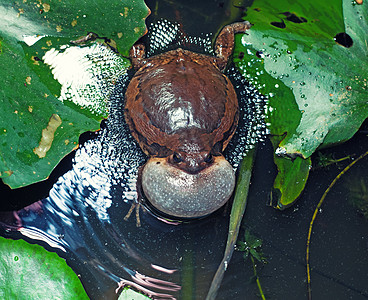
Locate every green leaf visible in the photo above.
<box><xmin>249</xmin><ymin>249</ymin><xmax>263</xmax><ymax>263</ymax></box>
<box><xmin>0</xmin><ymin>236</ymin><xmax>88</xmax><ymax>299</ymax></box>
<box><xmin>249</xmin><ymin>238</ymin><xmax>262</xmax><ymax>250</ymax></box>
<box><xmin>271</xmin><ymin>136</ymin><xmax>312</xmax><ymax>208</ymax></box>
<box><xmin>236</xmin><ymin>240</ymin><xmax>247</xmax><ymax>252</ymax></box>
<box><xmin>1</xmin><ymin>0</ymin><xmax>149</xmax><ymax>55</ymax></box>
<box><xmin>236</xmin><ymin>0</ymin><xmax>367</xmax><ymax>158</ymax></box>
<box><xmin>0</xmin><ymin>0</ymin><xmax>149</xmax><ymax>188</ymax></box>
<box><xmin>0</xmin><ymin>38</ymin><xmax>101</xmax><ymax>188</ymax></box>
<box><xmin>273</xmin><ymin>155</ymin><xmax>311</xmax><ymax>208</ymax></box>
<box><xmin>118</xmin><ymin>287</ymin><xmax>150</xmax><ymax>300</ymax></box>
<box><xmin>234</xmin><ymin>0</ymin><xmax>367</xmax><ymax>207</ymax></box>
<box><xmin>244</xmin><ymin>230</ymin><xmax>262</xmax><ymax>249</ymax></box>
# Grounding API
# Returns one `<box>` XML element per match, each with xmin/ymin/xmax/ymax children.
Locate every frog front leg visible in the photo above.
<box><xmin>123</xmin><ymin>44</ymin><xmax>148</xmax><ymax>227</ymax></box>
<box><xmin>214</xmin><ymin>21</ymin><xmax>252</xmax><ymax>71</ymax></box>
<box><xmin>123</xmin><ymin>166</ymin><xmax>145</xmax><ymax>227</ymax></box>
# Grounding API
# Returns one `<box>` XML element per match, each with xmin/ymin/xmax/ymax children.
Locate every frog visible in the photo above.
<box><xmin>124</xmin><ymin>21</ymin><xmax>252</xmax><ymax>221</ymax></box>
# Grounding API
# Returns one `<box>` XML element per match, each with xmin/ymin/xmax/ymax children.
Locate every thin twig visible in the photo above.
<box><xmin>250</xmin><ymin>255</ymin><xmax>266</xmax><ymax>300</ymax></box>
<box><xmin>306</xmin><ymin>150</ymin><xmax>368</xmax><ymax>300</ymax></box>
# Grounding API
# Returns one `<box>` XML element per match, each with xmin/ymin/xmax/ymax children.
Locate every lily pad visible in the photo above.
<box><xmin>0</xmin><ymin>0</ymin><xmax>149</xmax><ymax>188</ymax></box>
<box><xmin>0</xmin><ymin>236</ymin><xmax>88</xmax><ymax>299</ymax></box>
<box><xmin>1</xmin><ymin>0</ymin><xmax>149</xmax><ymax>55</ymax></box>
<box><xmin>272</xmin><ymin>137</ymin><xmax>312</xmax><ymax>208</ymax></box>
<box><xmin>234</xmin><ymin>0</ymin><xmax>368</xmax><ymax>206</ymax></box>
<box><xmin>118</xmin><ymin>287</ymin><xmax>150</xmax><ymax>300</ymax></box>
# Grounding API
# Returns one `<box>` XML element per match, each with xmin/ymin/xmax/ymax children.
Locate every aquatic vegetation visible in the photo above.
<box><xmin>0</xmin><ymin>0</ymin><xmax>149</xmax><ymax>188</ymax></box>
<box><xmin>314</xmin><ymin>152</ymin><xmax>351</xmax><ymax>169</ymax></box>
<box><xmin>306</xmin><ymin>150</ymin><xmax>368</xmax><ymax>300</ymax></box>
<box><xmin>237</xmin><ymin>230</ymin><xmax>266</xmax><ymax>300</ymax></box>
<box><xmin>234</xmin><ymin>0</ymin><xmax>368</xmax><ymax>207</ymax></box>
<box><xmin>347</xmin><ymin>172</ymin><xmax>368</xmax><ymax>219</ymax></box>
<box><xmin>0</xmin><ymin>0</ymin><xmax>367</xmax><ymax>299</ymax></box>
<box><xmin>0</xmin><ymin>236</ymin><xmax>88</xmax><ymax>299</ymax></box>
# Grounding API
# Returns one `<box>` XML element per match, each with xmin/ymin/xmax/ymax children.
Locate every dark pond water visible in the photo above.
<box><xmin>1</xmin><ymin>0</ymin><xmax>368</xmax><ymax>299</ymax></box>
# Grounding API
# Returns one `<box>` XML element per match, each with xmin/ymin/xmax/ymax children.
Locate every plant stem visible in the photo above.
<box><xmin>250</xmin><ymin>255</ymin><xmax>266</xmax><ymax>300</ymax></box>
<box><xmin>306</xmin><ymin>150</ymin><xmax>368</xmax><ymax>300</ymax></box>
<box><xmin>205</xmin><ymin>148</ymin><xmax>256</xmax><ymax>300</ymax></box>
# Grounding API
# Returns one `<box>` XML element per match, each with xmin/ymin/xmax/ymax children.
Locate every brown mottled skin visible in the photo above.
<box><xmin>124</xmin><ymin>21</ymin><xmax>252</xmax><ymax>220</ymax></box>
<box><xmin>125</xmin><ymin>49</ymin><xmax>239</xmax><ymax>173</ymax></box>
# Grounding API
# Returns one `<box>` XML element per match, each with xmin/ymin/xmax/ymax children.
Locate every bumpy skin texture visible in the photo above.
<box><xmin>125</xmin><ymin>22</ymin><xmax>251</xmax><ymax>218</ymax></box>
<box><xmin>125</xmin><ymin>49</ymin><xmax>239</xmax><ymax>171</ymax></box>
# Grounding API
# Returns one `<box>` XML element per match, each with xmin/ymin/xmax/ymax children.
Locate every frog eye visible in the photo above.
<box><xmin>172</xmin><ymin>152</ymin><xmax>182</xmax><ymax>163</ymax></box>
<box><xmin>204</xmin><ymin>153</ymin><xmax>213</xmax><ymax>163</ymax></box>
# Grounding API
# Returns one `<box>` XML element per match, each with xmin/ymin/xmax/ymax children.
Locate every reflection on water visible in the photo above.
<box><xmin>0</xmin><ymin>119</ymin><xmax>231</xmax><ymax>299</ymax></box>
<box><xmin>0</xmin><ymin>17</ymin><xmax>268</xmax><ymax>299</ymax></box>
<box><xmin>2</xmin><ymin>133</ymin><xmax>368</xmax><ymax>299</ymax></box>
<box><xmin>1</xmin><ymin>1</ymin><xmax>368</xmax><ymax>299</ymax></box>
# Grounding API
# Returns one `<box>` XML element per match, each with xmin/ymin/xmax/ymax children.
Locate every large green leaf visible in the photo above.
<box><xmin>0</xmin><ymin>0</ymin><xmax>149</xmax><ymax>188</ymax></box>
<box><xmin>238</xmin><ymin>0</ymin><xmax>367</xmax><ymax>157</ymax></box>
<box><xmin>0</xmin><ymin>236</ymin><xmax>88</xmax><ymax>299</ymax></box>
<box><xmin>234</xmin><ymin>0</ymin><xmax>367</xmax><ymax>206</ymax></box>
<box><xmin>1</xmin><ymin>0</ymin><xmax>149</xmax><ymax>55</ymax></box>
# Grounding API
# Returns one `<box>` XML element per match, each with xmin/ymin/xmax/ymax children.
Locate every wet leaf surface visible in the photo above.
<box><xmin>0</xmin><ymin>0</ymin><xmax>149</xmax><ymax>188</ymax></box>
<box><xmin>1</xmin><ymin>0</ymin><xmax>149</xmax><ymax>55</ymax></box>
<box><xmin>234</xmin><ymin>0</ymin><xmax>367</xmax><ymax>206</ymax></box>
<box><xmin>118</xmin><ymin>287</ymin><xmax>150</xmax><ymax>299</ymax></box>
<box><xmin>0</xmin><ymin>236</ymin><xmax>88</xmax><ymax>299</ymax></box>
<box><xmin>273</xmin><ymin>154</ymin><xmax>312</xmax><ymax>208</ymax></box>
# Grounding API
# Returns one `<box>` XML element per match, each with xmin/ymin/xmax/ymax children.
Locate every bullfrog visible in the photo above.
<box><xmin>124</xmin><ymin>21</ymin><xmax>252</xmax><ymax>220</ymax></box>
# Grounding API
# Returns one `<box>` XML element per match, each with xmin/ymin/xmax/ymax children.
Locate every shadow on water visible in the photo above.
<box><xmin>1</xmin><ymin>0</ymin><xmax>368</xmax><ymax>299</ymax></box>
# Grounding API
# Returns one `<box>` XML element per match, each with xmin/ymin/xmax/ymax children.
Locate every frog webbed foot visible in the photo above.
<box><xmin>124</xmin><ymin>166</ymin><xmax>145</xmax><ymax>227</ymax></box>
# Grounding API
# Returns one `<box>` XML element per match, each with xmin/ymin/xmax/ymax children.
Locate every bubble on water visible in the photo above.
<box><xmin>275</xmin><ymin>147</ymin><xmax>287</xmax><ymax>156</ymax></box>
<box><xmin>224</xmin><ymin>66</ymin><xmax>268</xmax><ymax>169</ymax></box>
<box><xmin>146</xmin><ymin>19</ymin><xmax>213</xmax><ymax>57</ymax></box>
<box><xmin>58</xmin><ymin>20</ymin><xmax>269</xmax><ymax>218</ymax></box>
<box><xmin>48</xmin><ymin>72</ymin><xmax>146</xmax><ymax>221</ymax></box>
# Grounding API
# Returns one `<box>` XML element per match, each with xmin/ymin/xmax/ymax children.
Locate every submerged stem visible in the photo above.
<box><xmin>250</xmin><ymin>255</ymin><xmax>266</xmax><ymax>300</ymax></box>
<box><xmin>206</xmin><ymin>148</ymin><xmax>256</xmax><ymax>300</ymax></box>
<box><xmin>306</xmin><ymin>150</ymin><xmax>368</xmax><ymax>300</ymax></box>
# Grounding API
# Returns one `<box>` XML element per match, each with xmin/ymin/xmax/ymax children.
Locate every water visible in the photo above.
<box><xmin>2</xmin><ymin>134</ymin><xmax>368</xmax><ymax>299</ymax></box>
<box><xmin>0</xmin><ymin>161</ymin><xmax>229</xmax><ymax>299</ymax></box>
<box><xmin>1</xmin><ymin>0</ymin><xmax>368</xmax><ymax>299</ymax></box>
<box><xmin>0</xmin><ymin>5</ymin><xmax>267</xmax><ymax>299</ymax></box>
<box><xmin>0</xmin><ymin>106</ymin><xmax>231</xmax><ymax>299</ymax></box>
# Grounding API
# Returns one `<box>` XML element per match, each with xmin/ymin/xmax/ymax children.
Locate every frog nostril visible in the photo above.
<box><xmin>172</xmin><ymin>152</ymin><xmax>182</xmax><ymax>163</ymax></box>
<box><xmin>204</xmin><ymin>153</ymin><xmax>213</xmax><ymax>164</ymax></box>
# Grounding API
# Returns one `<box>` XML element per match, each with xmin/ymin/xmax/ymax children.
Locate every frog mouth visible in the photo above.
<box><xmin>141</xmin><ymin>155</ymin><xmax>236</xmax><ymax>218</ymax></box>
